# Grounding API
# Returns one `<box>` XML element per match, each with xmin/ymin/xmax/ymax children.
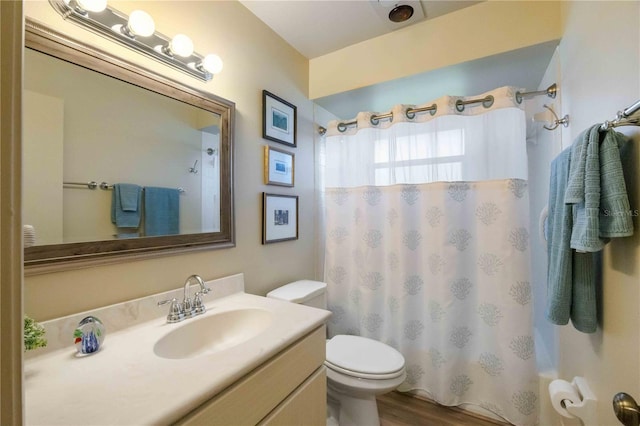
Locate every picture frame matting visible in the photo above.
<box><xmin>262</xmin><ymin>192</ymin><xmax>298</xmax><ymax>244</ymax></box>
<box><xmin>262</xmin><ymin>90</ymin><xmax>297</xmax><ymax>147</ymax></box>
<box><xmin>264</xmin><ymin>145</ymin><xmax>294</xmax><ymax>187</ymax></box>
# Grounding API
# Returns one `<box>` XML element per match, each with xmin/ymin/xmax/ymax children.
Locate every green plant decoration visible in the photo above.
<box><xmin>24</xmin><ymin>315</ymin><xmax>47</xmax><ymax>351</ymax></box>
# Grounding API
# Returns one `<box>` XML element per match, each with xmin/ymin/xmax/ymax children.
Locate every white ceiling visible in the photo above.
<box><xmin>239</xmin><ymin>0</ymin><xmax>482</xmax><ymax>59</ymax></box>
<box><xmin>240</xmin><ymin>1</ymin><xmax>558</xmax><ymax>120</ymax></box>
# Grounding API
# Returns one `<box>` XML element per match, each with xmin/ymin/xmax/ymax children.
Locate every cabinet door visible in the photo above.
<box><xmin>176</xmin><ymin>326</ymin><xmax>325</xmax><ymax>426</ymax></box>
<box><xmin>260</xmin><ymin>367</ymin><xmax>326</xmax><ymax>426</ymax></box>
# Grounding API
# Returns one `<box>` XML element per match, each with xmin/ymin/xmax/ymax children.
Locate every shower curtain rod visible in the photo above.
<box><xmin>601</xmin><ymin>99</ymin><xmax>640</xmax><ymax>130</ymax></box>
<box><xmin>317</xmin><ymin>83</ymin><xmax>558</xmax><ymax>135</ymax></box>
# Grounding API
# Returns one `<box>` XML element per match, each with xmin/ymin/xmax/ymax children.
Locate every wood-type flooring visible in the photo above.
<box><xmin>377</xmin><ymin>392</ymin><xmax>510</xmax><ymax>426</ymax></box>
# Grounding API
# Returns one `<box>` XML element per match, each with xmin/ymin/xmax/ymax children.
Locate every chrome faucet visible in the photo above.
<box><xmin>183</xmin><ymin>274</ymin><xmax>211</xmax><ymax>317</ymax></box>
<box><xmin>158</xmin><ymin>274</ymin><xmax>211</xmax><ymax>323</ymax></box>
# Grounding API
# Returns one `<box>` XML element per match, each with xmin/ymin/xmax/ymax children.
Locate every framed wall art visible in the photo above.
<box><xmin>262</xmin><ymin>90</ymin><xmax>297</xmax><ymax>147</ymax></box>
<box><xmin>262</xmin><ymin>193</ymin><xmax>298</xmax><ymax>244</ymax></box>
<box><xmin>264</xmin><ymin>145</ymin><xmax>294</xmax><ymax>187</ymax></box>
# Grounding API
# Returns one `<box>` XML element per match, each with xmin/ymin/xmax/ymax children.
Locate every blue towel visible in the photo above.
<box><xmin>111</xmin><ymin>183</ymin><xmax>142</xmax><ymax>228</ymax></box>
<box><xmin>144</xmin><ymin>187</ymin><xmax>180</xmax><ymax>236</ymax></box>
<box><xmin>546</xmin><ymin>147</ymin><xmax>597</xmax><ymax>333</ymax></box>
<box><xmin>116</xmin><ymin>232</ymin><xmax>140</xmax><ymax>239</ymax></box>
<box><xmin>565</xmin><ymin>126</ymin><xmax>633</xmax><ymax>251</ymax></box>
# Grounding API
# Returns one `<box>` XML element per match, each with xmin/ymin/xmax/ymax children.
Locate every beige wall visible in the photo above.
<box><xmin>24</xmin><ymin>0</ymin><xmax>317</xmax><ymax>320</ymax></box>
<box><xmin>555</xmin><ymin>1</ymin><xmax>640</xmax><ymax>424</ymax></box>
<box><xmin>309</xmin><ymin>1</ymin><xmax>563</xmax><ymax>100</ymax></box>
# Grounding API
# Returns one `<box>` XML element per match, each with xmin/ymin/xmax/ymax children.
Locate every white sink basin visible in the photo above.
<box><xmin>153</xmin><ymin>308</ymin><xmax>274</xmax><ymax>360</ymax></box>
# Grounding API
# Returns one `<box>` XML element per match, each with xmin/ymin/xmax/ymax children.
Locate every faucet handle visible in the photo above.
<box><xmin>158</xmin><ymin>298</ymin><xmax>184</xmax><ymax>323</ymax></box>
<box><xmin>193</xmin><ymin>292</ymin><xmax>206</xmax><ymax>315</ymax></box>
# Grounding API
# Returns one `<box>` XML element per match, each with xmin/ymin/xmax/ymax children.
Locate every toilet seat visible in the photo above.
<box><xmin>325</xmin><ymin>360</ymin><xmax>405</xmax><ymax>380</ymax></box>
<box><xmin>325</xmin><ymin>335</ymin><xmax>405</xmax><ymax>380</ymax></box>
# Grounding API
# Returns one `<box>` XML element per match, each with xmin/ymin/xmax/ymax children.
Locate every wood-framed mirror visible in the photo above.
<box><xmin>23</xmin><ymin>19</ymin><xmax>235</xmax><ymax>274</ymax></box>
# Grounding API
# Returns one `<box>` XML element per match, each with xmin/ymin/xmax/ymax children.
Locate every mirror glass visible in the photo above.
<box><xmin>25</xmin><ymin>48</ymin><xmax>222</xmax><ymax>242</ymax></box>
<box><xmin>24</xmin><ymin>20</ymin><xmax>234</xmax><ymax>271</ymax></box>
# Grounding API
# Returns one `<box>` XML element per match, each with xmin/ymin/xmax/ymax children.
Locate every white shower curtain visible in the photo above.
<box><xmin>323</xmin><ymin>87</ymin><xmax>538</xmax><ymax>426</ymax></box>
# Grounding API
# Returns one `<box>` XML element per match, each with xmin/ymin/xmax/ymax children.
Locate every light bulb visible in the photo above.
<box><xmin>201</xmin><ymin>54</ymin><xmax>223</xmax><ymax>75</ymax></box>
<box><xmin>169</xmin><ymin>34</ymin><xmax>194</xmax><ymax>57</ymax></box>
<box><xmin>126</xmin><ymin>10</ymin><xmax>155</xmax><ymax>37</ymax></box>
<box><xmin>76</xmin><ymin>0</ymin><xmax>107</xmax><ymax>12</ymax></box>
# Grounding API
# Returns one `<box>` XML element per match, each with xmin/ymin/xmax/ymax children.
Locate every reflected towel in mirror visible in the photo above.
<box><xmin>111</xmin><ymin>183</ymin><xmax>142</xmax><ymax>228</ymax></box>
<box><xmin>144</xmin><ymin>187</ymin><xmax>180</xmax><ymax>236</ymax></box>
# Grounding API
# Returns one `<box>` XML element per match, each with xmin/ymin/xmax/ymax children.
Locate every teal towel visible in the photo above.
<box><xmin>111</xmin><ymin>183</ymin><xmax>142</xmax><ymax>228</ymax></box>
<box><xmin>565</xmin><ymin>126</ymin><xmax>633</xmax><ymax>251</ymax></box>
<box><xmin>116</xmin><ymin>232</ymin><xmax>140</xmax><ymax>239</ymax></box>
<box><xmin>565</xmin><ymin>124</ymin><xmax>603</xmax><ymax>251</ymax></box>
<box><xmin>546</xmin><ymin>147</ymin><xmax>597</xmax><ymax>333</ymax></box>
<box><xmin>144</xmin><ymin>187</ymin><xmax>180</xmax><ymax>236</ymax></box>
<box><xmin>598</xmin><ymin>129</ymin><xmax>633</xmax><ymax>238</ymax></box>
<box><xmin>564</xmin><ymin>126</ymin><xmax>596</xmax><ymax>205</ymax></box>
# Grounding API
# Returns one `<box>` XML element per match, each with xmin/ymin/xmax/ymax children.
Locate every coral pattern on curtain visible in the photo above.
<box><xmin>323</xmin><ymin>87</ymin><xmax>538</xmax><ymax>426</ymax></box>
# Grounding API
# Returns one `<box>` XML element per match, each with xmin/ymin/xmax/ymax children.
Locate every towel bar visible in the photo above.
<box><xmin>63</xmin><ymin>181</ymin><xmax>185</xmax><ymax>193</ymax></box>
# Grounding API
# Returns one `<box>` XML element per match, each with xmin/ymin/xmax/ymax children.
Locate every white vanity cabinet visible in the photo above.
<box><xmin>25</xmin><ymin>284</ymin><xmax>331</xmax><ymax>426</ymax></box>
<box><xmin>175</xmin><ymin>325</ymin><xmax>327</xmax><ymax>426</ymax></box>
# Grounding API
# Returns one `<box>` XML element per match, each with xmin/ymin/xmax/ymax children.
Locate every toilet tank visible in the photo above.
<box><xmin>266</xmin><ymin>280</ymin><xmax>327</xmax><ymax>309</ymax></box>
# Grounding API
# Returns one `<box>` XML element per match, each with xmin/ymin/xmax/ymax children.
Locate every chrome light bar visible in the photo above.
<box><xmin>48</xmin><ymin>0</ymin><xmax>218</xmax><ymax>82</ymax></box>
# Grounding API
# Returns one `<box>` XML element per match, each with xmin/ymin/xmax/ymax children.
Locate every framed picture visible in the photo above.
<box><xmin>264</xmin><ymin>145</ymin><xmax>294</xmax><ymax>187</ymax></box>
<box><xmin>262</xmin><ymin>90</ymin><xmax>297</xmax><ymax>147</ymax></box>
<box><xmin>262</xmin><ymin>193</ymin><xmax>298</xmax><ymax>244</ymax></box>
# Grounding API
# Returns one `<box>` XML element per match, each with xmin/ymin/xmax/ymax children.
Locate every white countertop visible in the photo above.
<box><xmin>25</xmin><ymin>291</ymin><xmax>330</xmax><ymax>426</ymax></box>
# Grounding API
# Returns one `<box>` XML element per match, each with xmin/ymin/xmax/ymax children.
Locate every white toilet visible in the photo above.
<box><xmin>267</xmin><ymin>280</ymin><xmax>406</xmax><ymax>426</ymax></box>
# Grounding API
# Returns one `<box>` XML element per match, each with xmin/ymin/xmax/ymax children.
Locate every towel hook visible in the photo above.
<box><xmin>188</xmin><ymin>160</ymin><xmax>199</xmax><ymax>174</ymax></box>
<box><xmin>541</xmin><ymin>104</ymin><xmax>570</xmax><ymax>131</ymax></box>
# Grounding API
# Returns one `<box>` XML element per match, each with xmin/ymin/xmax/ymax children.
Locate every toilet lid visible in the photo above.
<box><xmin>325</xmin><ymin>335</ymin><xmax>405</xmax><ymax>379</ymax></box>
<box><xmin>266</xmin><ymin>280</ymin><xmax>326</xmax><ymax>303</ymax></box>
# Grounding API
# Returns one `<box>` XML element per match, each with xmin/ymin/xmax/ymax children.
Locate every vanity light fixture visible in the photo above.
<box><xmin>200</xmin><ymin>54</ymin><xmax>224</xmax><ymax>75</ymax></box>
<box><xmin>66</xmin><ymin>0</ymin><xmax>107</xmax><ymax>13</ymax></box>
<box><xmin>164</xmin><ymin>34</ymin><xmax>194</xmax><ymax>58</ymax></box>
<box><xmin>49</xmin><ymin>0</ymin><xmax>223</xmax><ymax>82</ymax></box>
<box><xmin>121</xmin><ymin>10</ymin><xmax>155</xmax><ymax>38</ymax></box>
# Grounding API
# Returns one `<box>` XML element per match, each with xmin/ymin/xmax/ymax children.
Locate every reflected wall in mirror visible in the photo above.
<box><xmin>24</xmin><ymin>19</ymin><xmax>235</xmax><ymax>273</ymax></box>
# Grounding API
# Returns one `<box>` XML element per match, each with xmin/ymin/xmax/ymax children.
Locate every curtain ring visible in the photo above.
<box><xmin>337</xmin><ymin>122</ymin><xmax>348</xmax><ymax>132</ymax></box>
<box><xmin>482</xmin><ymin>95</ymin><xmax>494</xmax><ymax>109</ymax></box>
<box><xmin>515</xmin><ymin>91</ymin><xmax>523</xmax><ymax>104</ymax></box>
